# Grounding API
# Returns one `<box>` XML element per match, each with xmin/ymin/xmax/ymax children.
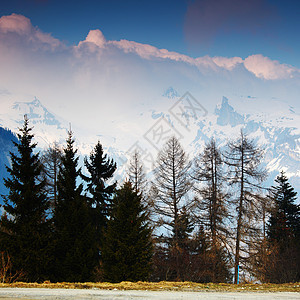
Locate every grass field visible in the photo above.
<box><xmin>0</xmin><ymin>281</ymin><xmax>299</xmax><ymax>292</ymax></box>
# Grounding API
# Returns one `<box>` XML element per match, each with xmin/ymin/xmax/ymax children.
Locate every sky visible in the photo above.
<box><xmin>1</xmin><ymin>0</ymin><xmax>300</xmax><ymax>68</ymax></box>
<box><xmin>0</xmin><ymin>0</ymin><xmax>299</xmax><ymax>189</ymax></box>
<box><xmin>0</xmin><ymin>0</ymin><xmax>299</xmax><ymax>132</ymax></box>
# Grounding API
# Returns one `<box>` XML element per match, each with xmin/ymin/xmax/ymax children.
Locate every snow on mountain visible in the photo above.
<box><xmin>162</xmin><ymin>87</ymin><xmax>180</xmax><ymax>99</ymax></box>
<box><xmin>0</xmin><ymin>91</ymin><xmax>299</xmax><ymax>196</ymax></box>
<box><xmin>147</xmin><ymin>89</ymin><xmax>300</xmax><ymax>195</ymax></box>
<box><xmin>215</xmin><ymin>97</ymin><xmax>244</xmax><ymax>127</ymax></box>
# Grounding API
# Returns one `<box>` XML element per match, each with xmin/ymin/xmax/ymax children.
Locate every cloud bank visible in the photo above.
<box><xmin>0</xmin><ymin>13</ymin><xmax>298</xmax><ymax>81</ymax></box>
<box><xmin>0</xmin><ymin>13</ymin><xmax>299</xmax><ymax>134</ymax></box>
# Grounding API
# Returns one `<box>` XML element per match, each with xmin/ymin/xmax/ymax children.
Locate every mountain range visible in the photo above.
<box><xmin>0</xmin><ymin>88</ymin><xmax>299</xmax><ymax>199</ymax></box>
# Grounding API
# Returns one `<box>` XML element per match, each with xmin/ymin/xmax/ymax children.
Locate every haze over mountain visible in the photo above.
<box><xmin>0</xmin><ymin>13</ymin><xmax>299</xmax><ymax>196</ymax></box>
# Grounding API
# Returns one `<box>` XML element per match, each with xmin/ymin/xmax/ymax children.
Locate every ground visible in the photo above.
<box><xmin>0</xmin><ymin>282</ymin><xmax>299</xmax><ymax>299</ymax></box>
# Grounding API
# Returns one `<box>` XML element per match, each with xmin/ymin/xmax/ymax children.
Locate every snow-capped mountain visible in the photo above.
<box><xmin>0</xmin><ymin>89</ymin><xmax>299</xmax><ymax>197</ymax></box>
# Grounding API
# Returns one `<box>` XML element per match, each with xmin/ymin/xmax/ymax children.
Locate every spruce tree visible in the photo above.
<box><xmin>268</xmin><ymin>171</ymin><xmax>299</xmax><ymax>241</ymax></box>
<box><xmin>0</xmin><ymin>115</ymin><xmax>50</xmax><ymax>282</ymax></box>
<box><xmin>83</xmin><ymin>141</ymin><xmax>116</xmax><ymax>243</ymax></box>
<box><xmin>52</xmin><ymin>130</ymin><xmax>97</xmax><ymax>282</ymax></box>
<box><xmin>266</xmin><ymin>171</ymin><xmax>300</xmax><ymax>282</ymax></box>
<box><xmin>102</xmin><ymin>182</ymin><xmax>153</xmax><ymax>282</ymax></box>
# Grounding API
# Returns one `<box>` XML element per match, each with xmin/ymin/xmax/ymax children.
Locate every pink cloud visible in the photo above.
<box><xmin>244</xmin><ymin>54</ymin><xmax>297</xmax><ymax>80</ymax></box>
<box><xmin>1</xmin><ymin>14</ymin><xmax>296</xmax><ymax>81</ymax></box>
<box><xmin>78</xmin><ymin>29</ymin><xmax>106</xmax><ymax>49</ymax></box>
<box><xmin>0</xmin><ymin>13</ymin><xmax>62</xmax><ymax>51</ymax></box>
<box><xmin>0</xmin><ymin>13</ymin><xmax>32</xmax><ymax>35</ymax></box>
<box><xmin>77</xmin><ymin>31</ymin><xmax>298</xmax><ymax>80</ymax></box>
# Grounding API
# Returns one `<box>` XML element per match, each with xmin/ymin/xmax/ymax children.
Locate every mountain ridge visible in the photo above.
<box><xmin>0</xmin><ymin>92</ymin><xmax>299</xmax><ymax>197</ymax></box>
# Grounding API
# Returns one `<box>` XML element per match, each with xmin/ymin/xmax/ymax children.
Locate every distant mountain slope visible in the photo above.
<box><xmin>0</xmin><ymin>127</ymin><xmax>18</xmax><ymax>201</ymax></box>
<box><xmin>0</xmin><ymin>93</ymin><xmax>299</xmax><ymax>198</ymax></box>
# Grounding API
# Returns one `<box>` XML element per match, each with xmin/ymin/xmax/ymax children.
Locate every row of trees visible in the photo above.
<box><xmin>0</xmin><ymin>116</ymin><xmax>299</xmax><ymax>283</ymax></box>
<box><xmin>0</xmin><ymin>117</ymin><xmax>151</xmax><ymax>282</ymax></box>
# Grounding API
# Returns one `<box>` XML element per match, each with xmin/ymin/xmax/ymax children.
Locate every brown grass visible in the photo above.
<box><xmin>0</xmin><ymin>281</ymin><xmax>299</xmax><ymax>292</ymax></box>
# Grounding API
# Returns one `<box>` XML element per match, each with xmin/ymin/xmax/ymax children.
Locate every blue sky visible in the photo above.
<box><xmin>1</xmin><ymin>0</ymin><xmax>300</xmax><ymax>67</ymax></box>
<box><xmin>0</xmin><ymin>0</ymin><xmax>299</xmax><ymax>192</ymax></box>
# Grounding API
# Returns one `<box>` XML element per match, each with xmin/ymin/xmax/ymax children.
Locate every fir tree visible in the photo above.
<box><xmin>102</xmin><ymin>182</ymin><xmax>153</xmax><ymax>282</ymax></box>
<box><xmin>169</xmin><ymin>207</ymin><xmax>194</xmax><ymax>281</ymax></box>
<box><xmin>268</xmin><ymin>171</ymin><xmax>299</xmax><ymax>241</ymax></box>
<box><xmin>266</xmin><ymin>171</ymin><xmax>300</xmax><ymax>282</ymax></box>
<box><xmin>52</xmin><ymin>130</ymin><xmax>97</xmax><ymax>282</ymax></box>
<box><xmin>0</xmin><ymin>115</ymin><xmax>50</xmax><ymax>282</ymax></box>
<box><xmin>83</xmin><ymin>141</ymin><xmax>116</xmax><ymax>242</ymax></box>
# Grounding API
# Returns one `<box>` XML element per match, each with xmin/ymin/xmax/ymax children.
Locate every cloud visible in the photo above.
<box><xmin>244</xmin><ymin>54</ymin><xmax>297</xmax><ymax>80</ymax></box>
<box><xmin>0</xmin><ymin>13</ymin><xmax>32</xmax><ymax>35</ymax></box>
<box><xmin>78</xmin><ymin>29</ymin><xmax>106</xmax><ymax>49</ymax></box>
<box><xmin>0</xmin><ymin>14</ymin><xmax>298</xmax><ymax>82</ymax></box>
<box><xmin>0</xmin><ymin>13</ymin><xmax>299</xmax><ymax>143</ymax></box>
<box><xmin>0</xmin><ymin>13</ymin><xmax>62</xmax><ymax>50</ymax></box>
<box><xmin>184</xmin><ymin>0</ymin><xmax>275</xmax><ymax>47</ymax></box>
<box><xmin>212</xmin><ymin>57</ymin><xmax>243</xmax><ymax>70</ymax></box>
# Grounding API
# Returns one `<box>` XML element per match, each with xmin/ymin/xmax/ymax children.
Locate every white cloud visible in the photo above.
<box><xmin>244</xmin><ymin>54</ymin><xmax>297</xmax><ymax>80</ymax></box>
<box><xmin>78</xmin><ymin>29</ymin><xmax>106</xmax><ymax>49</ymax></box>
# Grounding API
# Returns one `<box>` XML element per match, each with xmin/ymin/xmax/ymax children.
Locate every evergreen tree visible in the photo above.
<box><xmin>102</xmin><ymin>182</ymin><xmax>153</xmax><ymax>282</ymax></box>
<box><xmin>169</xmin><ymin>207</ymin><xmax>194</xmax><ymax>281</ymax></box>
<box><xmin>224</xmin><ymin>130</ymin><xmax>267</xmax><ymax>284</ymax></box>
<box><xmin>268</xmin><ymin>171</ymin><xmax>299</xmax><ymax>241</ymax></box>
<box><xmin>83</xmin><ymin>141</ymin><xmax>116</xmax><ymax>252</ymax></box>
<box><xmin>266</xmin><ymin>171</ymin><xmax>300</xmax><ymax>282</ymax></box>
<box><xmin>0</xmin><ymin>115</ymin><xmax>50</xmax><ymax>282</ymax></box>
<box><xmin>52</xmin><ymin>130</ymin><xmax>97</xmax><ymax>282</ymax></box>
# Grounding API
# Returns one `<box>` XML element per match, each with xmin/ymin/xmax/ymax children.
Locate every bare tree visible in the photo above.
<box><xmin>127</xmin><ymin>150</ymin><xmax>147</xmax><ymax>195</ymax></box>
<box><xmin>41</xmin><ymin>141</ymin><xmax>62</xmax><ymax>208</ymax></box>
<box><xmin>127</xmin><ymin>149</ymin><xmax>155</xmax><ymax>221</ymax></box>
<box><xmin>224</xmin><ymin>130</ymin><xmax>267</xmax><ymax>284</ymax></box>
<box><xmin>0</xmin><ymin>251</ymin><xmax>25</xmax><ymax>283</ymax></box>
<box><xmin>151</xmin><ymin>136</ymin><xmax>192</xmax><ymax>280</ymax></box>
<box><xmin>192</xmin><ymin>138</ymin><xmax>231</xmax><ymax>282</ymax></box>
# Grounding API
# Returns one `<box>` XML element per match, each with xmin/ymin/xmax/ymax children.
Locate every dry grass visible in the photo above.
<box><xmin>0</xmin><ymin>281</ymin><xmax>299</xmax><ymax>292</ymax></box>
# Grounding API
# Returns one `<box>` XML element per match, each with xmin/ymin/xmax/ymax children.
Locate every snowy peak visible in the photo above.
<box><xmin>162</xmin><ymin>87</ymin><xmax>180</xmax><ymax>99</ymax></box>
<box><xmin>214</xmin><ymin>96</ymin><xmax>244</xmax><ymax>127</ymax></box>
<box><xmin>12</xmin><ymin>98</ymin><xmax>61</xmax><ymax>127</ymax></box>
